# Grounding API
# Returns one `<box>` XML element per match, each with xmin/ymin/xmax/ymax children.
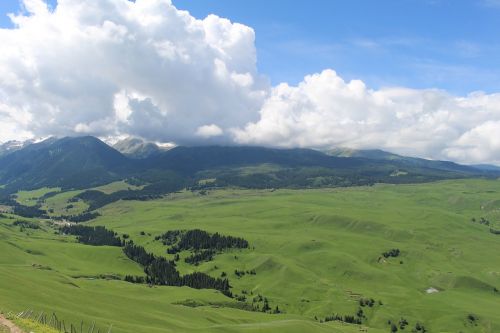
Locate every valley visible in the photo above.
<box><xmin>0</xmin><ymin>179</ymin><xmax>499</xmax><ymax>332</ymax></box>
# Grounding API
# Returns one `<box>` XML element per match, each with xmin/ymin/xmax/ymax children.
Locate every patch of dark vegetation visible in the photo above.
<box><xmin>60</xmin><ymin>225</ymin><xmax>122</xmax><ymax>246</ymax></box>
<box><xmin>471</xmin><ymin>217</ymin><xmax>490</xmax><ymax>226</ymax></box>
<box><xmin>31</xmin><ymin>263</ymin><xmax>52</xmax><ymax>270</ymax></box>
<box><xmin>471</xmin><ymin>217</ymin><xmax>500</xmax><ymax>235</ymax></box>
<box><xmin>387</xmin><ymin>318</ymin><xmax>427</xmax><ymax>333</ymax></box>
<box><xmin>467</xmin><ymin>313</ymin><xmax>479</xmax><ymax>326</ymax></box>
<box><xmin>73</xmin><ymin>274</ymin><xmax>122</xmax><ymax>280</ymax></box>
<box><xmin>250</xmin><ymin>294</ymin><xmax>281</xmax><ymax>314</ymax></box>
<box><xmin>398</xmin><ymin>318</ymin><xmax>409</xmax><ymax>330</ymax></box>
<box><xmin>207</xmin><ymin>168</ymin><xmax>377</xmax><ymax>190</ymax></box>
<box><xmin>12</xmin><ymin>220</ymin><xmax>40</xmax><ymax>229</ymax></box>
<box><xmin>39</xmin><ymin>191</ymin><xmax>60</xmax><ymax>201</ymax></box>
<box><xmin>53</xmin><ymin>212</ymin><xmax>101</xmax><ymax>223</ymax></box>
<box><xmin>234</xmin><ymin>269</ymin><xmax>256</xmax><ymax>278</ymax></box>
<box><xmin>124</xmin><ymin>275</ymin><xmax>146</xmax><ymax>284</ymax></box>
<box><xmin>122</xmin><ymin>242</ymin><xmax>232</xmax><ymax>296</ymax></box>
<box><xmin>412</xmin><ymin>322</ymin><xmax>428</xmax><ymax>332</ymax></box>
<box><xmin>174</xmin><ymin>299</ymin><xmax>266</xmax><ymax>313</ymax></box>
<box><xmin>359</xmin><ymin>297</ymin><xmax>378</xmax><ymax>307</ymax></box>
<box><xmin>185</xmin><ymin>249</ymin><xmax>215</xmax><ymax>265</ymax></box>
<box><xmin>235</xmin><ymin>269</ymin><xmax>245</xmax><ymax>278</ymax></box>
<box><xmin>489</xmin><ymin>228</ymin><xmax>500</xmax><ymax>235</ymax></box>
<box><xmin>159</xmin><ymin>229</ymin><xmax>249</xmax><ymax>254</ymax></box>
<box><xmin>25</xmin><ymin>249</ymin><xmax>44</xmax><ymax>255</ymax></box>
<box><xmin>319</xmin><ymin>309</ymin><xmax>364</xmax><ymax>325</ymax></box>
<box><xmin>12</xmin><ymin>203</ymin><xmax>48</xmax><ymax>219</ymax></box>
<box><xmin>74</xmin><ymin>175</ymin><xmax>186</xmax><ymax>211</ymax></box>
<box><xmin>382</xmin><ymin>248</ymin><xmax>401</xmax><ymax>258</ymax></box>
<box><xmin>155</xmin><ymin>229</ymin><xmax>182</xmax><ymax>245</ymax></box>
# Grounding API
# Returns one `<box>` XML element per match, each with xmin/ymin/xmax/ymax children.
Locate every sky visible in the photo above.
<box><xmin>175</xmin><ymin>0</ymin><xmax>500</xmax><ymax>94</ymax></box>
<box><xmin>0</xmin><ymin>0</ymin><xmax>500</xmax><ymax>164</ymax></box>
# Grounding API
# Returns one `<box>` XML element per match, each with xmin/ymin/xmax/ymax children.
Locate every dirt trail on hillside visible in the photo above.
<box><xmin>0</xmin><ymin>315</ymin><xmax>24</xmax><ymax>333</ymax></box>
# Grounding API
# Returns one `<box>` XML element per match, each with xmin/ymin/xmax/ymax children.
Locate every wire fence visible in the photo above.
<box><xmin>10</xmin><ymin>309</ymin><xmax>112</xmax><ymax>333</ymax></box>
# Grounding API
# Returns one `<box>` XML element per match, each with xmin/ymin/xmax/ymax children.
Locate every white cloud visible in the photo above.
<box><xmin>196</xmin><ymin>124</ymin><xmax>223</xmax><ymax>138</ymax></box>
<box><xmin>0</xmin><ymin>0</ymin><xmax>267</xmax><ymax>143</ymax></box>
<box><xmin>0</xmin><ymin>0</ymin><xmax>500</xmax><ymax>164</ymax></box>
<box><xmin>232</xmin><ymin>70</ymin><xmax>500</xmax><ymax>164</ymax></box>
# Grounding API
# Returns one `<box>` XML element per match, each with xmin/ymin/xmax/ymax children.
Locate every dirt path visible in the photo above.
<box><xmin>0</xmin><ymin>315</ymin><xmax>24</xmax><ymax>333</ymax></box>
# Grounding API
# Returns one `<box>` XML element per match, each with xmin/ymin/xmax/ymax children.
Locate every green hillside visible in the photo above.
<box><xmin>0</xmin><ymin>179</ymin><xmax>499</xmax><ymax>332</ymax></box>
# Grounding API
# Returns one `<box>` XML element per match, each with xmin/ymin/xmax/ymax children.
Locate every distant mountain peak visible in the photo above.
<box><xmin>113</xmin><ymin>137</ymin><xmax>174</xmax><ymax>159</ymax></box>
<box><xmin>0</xmin><ymin>139</ymin><xmax>34</xmax><ymax>157</ymax></box>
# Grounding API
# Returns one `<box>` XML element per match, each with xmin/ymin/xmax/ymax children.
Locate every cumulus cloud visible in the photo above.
<box><xmin>1</xmin><ymin>0</ymin><xmax>500</xmax><ymax>164</ymax></box>
<box><xmin>196</xmin><ymin>124</ymin><xmax>223</xmax><ymax>138</ymax></box>
<box><xmin>232</xmin><ymin>70</ymin><xmax>500</xmax><ymax>164</ymax></box>
<box><xmin>0</xmin><ymin>0</ymin><xmax>267</xmax><ymax>143</ymax></box>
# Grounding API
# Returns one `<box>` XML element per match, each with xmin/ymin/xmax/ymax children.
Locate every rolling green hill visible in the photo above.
<box><xmin>0</xmin><ymin>179</ymin><xmax>499</xmax><ymax>332</ymax></box>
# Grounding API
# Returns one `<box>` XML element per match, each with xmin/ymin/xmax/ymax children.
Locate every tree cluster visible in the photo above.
<box><xmin>155</xmin><ymin>230</ymin><xmax>182</xmax><ymax>245</ymax></box>
<box><xmin>54</xmin><ymin>212</ymin><xmax>101</xmax><ymax>223</ymax></box>
<box><xmin>359</xmin><ymin>297</ymin><xmax>376</xmax><ymax>307</ymax></box>
<box><xmin>60</xmin><ymin>225</ymin><xmax>122</xmax><ymax>246</ymax></box>
<box><xmin>124</xmin><ymin>275</ymin><xmax>146</xmax><ymax>284</ymax></box>
<box><xmin>122</xmin><ymin>242</ymin><xmax>232</xmax><ymax>296</ymax></box>
<box><xmin>161</xmin><ymin>229</ymin><xmax>249</xmax><ymax>253</ymax></box>
<box><xmin>12</xmin><ymin>204</ymin><xmax>48</xmax><ymax>219</ymax></box>
<box><xmin>75</xmin><ymin>175</ymin><xmax>186</xmax><ymax>211</ymax></box>
<box><xmin>489</xmin><ymin>228</ymin><xmax>500</xmax><ymax>235</ymax></box>
<box><xmin>233</xmin><ymin>269</ymin><xmax>256</xmax><ymax>278</ymax></box>
<box><xmin>321</xmin><ymin>313</ymin><xmax>363</xmax><ymax>325</ymax></box>
<box><xmin>387</xmin><ymin>318</ymin><xmax>426</xmax><ymax>333</ymax></box>
<box><xmin>248</xmin><ymin>294</ymin><xmax>280</xmax><ymax>314</ymax></box>
<box><xmin>12</xmin><ymin>219</ymin><xmax>40</xmax><ymax>230</ymax></box>
<box><xmin>382</xmin><ymin>248</ymin><xmax>401</xmax><ymax>258</ymax></box>
<box><xmin>185</xmin><ymin>249</ymin><xmax>215</xmax><ymax>265</ymax></box>
<box><xmin>471</xmin><ymin>217</ymin><xmax>490</xmax><ymax>226</ymax></box>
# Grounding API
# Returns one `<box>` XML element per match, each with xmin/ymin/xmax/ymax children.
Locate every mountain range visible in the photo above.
<box><xmin>0</xmin><ymin>136</ymin><xmax>498</xmax><ymax>196</ymax></box>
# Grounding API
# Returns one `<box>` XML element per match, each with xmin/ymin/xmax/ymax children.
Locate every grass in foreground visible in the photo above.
<box><xmin>11</xmin><ymin>318</ymin><xmax>59</xmax><ymax>333</ymax></box>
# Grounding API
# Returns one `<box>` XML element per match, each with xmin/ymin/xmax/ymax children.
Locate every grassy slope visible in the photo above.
<box><xmin>15</xmin><ymin>188</ymin><xmax>60</xmax><ymax>207</ymax></box>
<box><xmin>0</xmin><ymin>218</ymin><xmax>354</xmax><ymax>332</ymax></box>
<box><xmin>91</xmin><ymin>180</ymin><xmax>143</xmax><ymax>194</ymax></box>
<box><xmin>95</xmin><ymin>179</ymin><xmax>500</xmax><ymax>332</ymax></box>
<box><xmin>42</xmin><ymin>190</ymin><xmax>87</xmax><ymax>216</ymax></box>
<box><xmin>0</xmin><ymin>179</ymin><xmax>498</xmax><ymax>332</ymax></box>
<box><xmin>37</xmin><ymin>181</ymin><xmax>142</xmax><ymax>216</ymax></box>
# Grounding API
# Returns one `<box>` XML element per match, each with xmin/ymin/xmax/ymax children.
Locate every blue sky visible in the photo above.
<box><xmin>1</xmin><ymin>0</ymin><xmax>499</xmax><ymax>94</ymax></box>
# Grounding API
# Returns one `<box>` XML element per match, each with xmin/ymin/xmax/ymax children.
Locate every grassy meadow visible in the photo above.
<box><xmin>0</xmin><ymin>179</ymin><xmax>499</xmax><ymax>332</ymax></box>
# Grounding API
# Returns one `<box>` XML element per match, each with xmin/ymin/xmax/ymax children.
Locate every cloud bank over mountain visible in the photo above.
<box><xmin>1</xmin><ymin>0</ymin><xmax>500</xmax><ymax>164</ymax></box>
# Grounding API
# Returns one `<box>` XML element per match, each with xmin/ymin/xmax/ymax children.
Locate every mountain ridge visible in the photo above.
<box><xmin>0</xmin><ymin>136</ymin><xmax>497</xmax><ymax>195</ymax></box>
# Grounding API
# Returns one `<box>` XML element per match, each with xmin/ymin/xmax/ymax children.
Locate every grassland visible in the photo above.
<box><xmin>26</xmin><ymin>181</ymin><xmax>142</xmax><ymax>217</ymax></box>
<box><xmin>1</xmin><ymin>179</ymin><xmax>499</xmax><ymax>332</ymax></box>
<box><xmin>41</xmin><ymin>190</ymin><xmax>87</xmax><ymax>216</ymax></box>
<box><xmin>91</xmin><ymin>180</ymin><xmax>143</xmax><ymax>194</ymax></box>
<box><xmin>14</xmin><ymin>188</ymin><xmax>60</xmax><ymax>207</ymax></box>
<box><xmin>11</xmin><ymin>318</ymin><xmax>59</xmax><ymax>333</ymax></box>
